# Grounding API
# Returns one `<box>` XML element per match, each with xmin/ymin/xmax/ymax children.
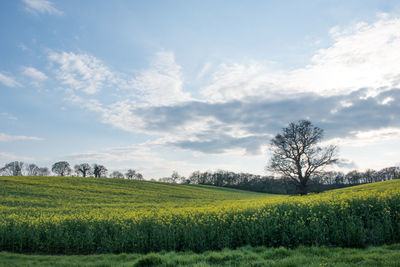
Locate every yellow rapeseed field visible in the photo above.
<box><xmin>0</xmin><ymin>176</ymin><xmax>399</xmax><ymax>254</ymax></box>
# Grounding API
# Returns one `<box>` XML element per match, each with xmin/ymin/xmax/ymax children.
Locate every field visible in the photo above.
<box><xmin>1</xmin><ymin>176</ymin><xmax>400</xmax><ymax>255</ymax></box>
<box><xmin>1</xmin><ymin>244</ymin><xmax>400</xmax><ymax>266</ymax></box>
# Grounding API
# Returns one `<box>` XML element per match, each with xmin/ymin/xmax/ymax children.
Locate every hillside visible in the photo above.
<box><xmin>0</xmin><ymin>176</ymin><xmax>281</xmax><ymax>213</ymax></box>
<box><xmin>1</xmin><ymin>176</ymin><xmax>399</xmax><ymax>254</ymax></box>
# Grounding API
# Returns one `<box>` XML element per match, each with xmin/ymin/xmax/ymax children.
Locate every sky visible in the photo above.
<box><xmin>1</xmin><ymin>0</ymin><xmax>400</xmax><ymax>179</ymax></box>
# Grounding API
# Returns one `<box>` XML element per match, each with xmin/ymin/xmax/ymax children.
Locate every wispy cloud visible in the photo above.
<box><xmin>49</xmin><ymin>51</ymin><xmax>115</xmax><ymax>95</ymax></box>
<box><xmin>49</xmin><ymin>50</ymin><xmax>190</xmax><ymax>106</ymax></box>
<box><xmin>200</xmin><ymin>15</ymin><xmax>400</xmax><ymax>102</ymax></box>
<box><xmin>0</xmin><ymin>72</ymin><xmax>21</xmax><ymax>88</ymax></box>
<box><xmin>327</xmin><ymin>128</ymin><xmax>400</xmax><ymax>147</ymax></box>
<box><xmin>130</xmin><ymin>51</ymin><xmax>191</xmax><ymax>106</ymax></box>
<box><xmin>22</xmin><ymin>0</ymin><xmax>63</xmax><ymax>16</ymax></box>
<box><xmin>0</xmin><ymin>112</ymin><xmax>18</xmax><ymax>121</ymax></box>
<box><xmin>21</xmin><ymin>66</ymin><xmax>48</xmax><ymax>86</ymax></box>
<box><xmin>0</xmin><ymin>133</ymin><xmax>43</xmax><ymax>142</ymax></box>
<box><xmin>21</xmin><ymin>66</ymin><xmax>48</xmax><ymax>81</ymax></box>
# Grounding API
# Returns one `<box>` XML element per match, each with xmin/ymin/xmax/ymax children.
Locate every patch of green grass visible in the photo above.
<box><xmin>1</xmin><ymin>244</ymin><xmax>400</xmax><ymax>266</ymax></box>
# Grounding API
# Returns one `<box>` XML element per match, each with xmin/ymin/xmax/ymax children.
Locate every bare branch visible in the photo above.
<box><xmin>267</xmin><ymin>120</ymin><xmax>338</xmax><ymax>194</ymax></box>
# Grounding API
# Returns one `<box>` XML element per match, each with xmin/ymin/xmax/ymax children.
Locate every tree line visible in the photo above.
<box><xmin>184</xmin><ymin>167</ymin><xmax>400</xmax><ymax>194</ymax></box>
<box><xmin>1</xmin><ymin>160</ymin><xmax>399</xmax><ymax>194</ymax></box>
<box><xmin>0</xmin><ymin>161</ymin><xmax>143</xmax><ymax>180</ymax></box>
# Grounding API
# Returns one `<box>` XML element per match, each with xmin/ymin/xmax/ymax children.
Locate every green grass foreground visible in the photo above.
<box><xmin>1</xmin><ymin>244</ymin><xmax>400</xmax><ymax>266</ymax></box>
<box><xmin>1</xmin><ymin>176</ymin><xmax>400</xmax><ymax>253</ymax></box>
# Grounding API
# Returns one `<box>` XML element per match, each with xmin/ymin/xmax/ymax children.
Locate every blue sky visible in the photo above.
<box><xmin>1</xmin><ymin>0</ymin><xmax>400</xmax><ymax>178</ymax></box>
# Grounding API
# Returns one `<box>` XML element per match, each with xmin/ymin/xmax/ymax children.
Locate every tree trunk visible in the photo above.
<box><xmin>299</xmin><ymin>180</ymin><xmax>308</xmax><ymax>195</ymax></box>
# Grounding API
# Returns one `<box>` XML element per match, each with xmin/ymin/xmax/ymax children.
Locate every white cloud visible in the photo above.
<box><xmin>49</xmin><ymin>51</ymin><xmax>189</xmax><ymax>106</ymax></box>
<box><xmin>130</xmin><ymin>51</ymin><xmax>191</xmax><ymax>106</ymax></box>
<box><xmin>84</xmin><ymin>100</ymin><xmax>144</xmax><ymax>133</ymax></box>
<box><xmin>0</xmin><ymin>133</ymin><xmax>43</xmax><ymax>142</ymax></box>
<box><xmin>21</xmin><ymin>66</ymin><xmax>48</xmax><ymax>81</ymax></box>
<box><xmin>48</xmin><ymin>51</ymin><xmax>191</xmax><ymax>136</ymax></box>
<box><xmin>47</xmin><ymin>52</ymin><xmax>190</xmax><ymax>140</ymax></box>
<box><xmin>289</xmin><ymin>16</ymin><xmax>400</xmax><ymax>95</ymax></box>
<box><xmin>45</xmin><ymin>16</ymin><xmax>400</xmax><ymax>167</ymax></box>
<box><xmin>0</xmin><ymin>72</ymin><xmax>21</xmax><ymax>87</ymax></box>
<box><xmin>201</xmin><ymin>62</ymin><xmax>284</xmax><ymax>102</ymax></box>
<box><xmin>49</xmin><ymin>51</ymin><xmax>115</xmax><ymax>94</ymax></box>
<box><xmin>326</xmin><ymin>127</ymin><xmax>400</xmax><ymax>147</ymax></box>
<box><xmin>22</xmin><ymin>0</ymin><xmax>63</xmax><ymax>16</ymax></box>
<box><xmin>381</xmin><ymin>96</ymin><xmax>394</xmax><ymax>105</ymax></box>
<box><xmin>86</xmin><ymin>100</ymin><xmax>225</xmax><ymax>140</ymax></box>
<box><xmin>200</xmin><ymin>15</ymin><xmax>400</xmax><ymax>102</ymax></box>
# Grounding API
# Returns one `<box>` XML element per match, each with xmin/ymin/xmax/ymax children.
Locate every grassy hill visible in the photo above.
<box><xmin>1</xmin><ymin>176</ymin><xmax>400</xmax><ymax>254</ymax></box>
<box><xmin>0</xmin><ymin>176</ymin><xmax>281</xmax><ymax>214</ymax></box>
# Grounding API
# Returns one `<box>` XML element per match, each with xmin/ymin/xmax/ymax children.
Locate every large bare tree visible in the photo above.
<box><xmin>267</xmin><ymin>120</ymin><xmax>337</xmax><ymax>194</ymax></box>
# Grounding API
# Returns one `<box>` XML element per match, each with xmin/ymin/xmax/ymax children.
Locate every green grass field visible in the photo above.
<box><xmin>1</xmin><ymin>244</ymin><xmax>400</xmax><ymax>266</ymax></box>
<box><xmin>1</xmin><ymin>176</ymin><xmax>400</xmax><ymax>255</ymax></box>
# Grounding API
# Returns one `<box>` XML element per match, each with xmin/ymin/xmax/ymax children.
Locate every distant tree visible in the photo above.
<box><xmin>110</xmin><ymin>171</ymin><xmax>124</xmax><ymax>179</ymax></box>
<box><xmin>364</xmin><ymin>169</ymin><xmax>378</xmax><ymax>183</ymax></box>
<box><xmin>38</xmin><ymin>167</ymin><xmax>50</xmax><ymax>176</ymax></box>
<box><xmin>158</xmin><ymin>177</ymin><xmax>173</xmax><ymax>183</ymax></box>
<box><xmin>319</xmin><ymin>171</ymin><xmax>345</xmax><ymax>185</ymax></box>
<box><xmin>0</xmin><ymin>161</ymin><xmax>24</xmax><ymax>176</ymax></box>
<box><xmin>125</xmin><ymin>169</ymin><xmax>136</xmax><ymax>179</ymax></box>
<box><xmin>379</xmin><ymin>167</ymin><xmax>400</xmax><ymax>181</ymax></box>
<box><xmin>345</xmin><ymin>170</ymin><xmax>362</xmax><ymax>184</ymax></box>
<box><xmin>125</xmin><ymin>169</ymin><xmax>143</xmax><ymax>180</ymax></box>
<box><xmin>180</xmin><ymin>176</ymin><xmax>189</xmax><ymax>184</ymax></box>
<box><xmin>171</xmin><ymin>171</ymin><xmax>180</xmax><ymax>183</ymax></box>
<box><xmin>74</xmin><ymin>163</ymin><xmax>93</xmax><ymax>177</ymax></box>
<box><xmin>52</xmin><ymin>161</ymin><xmax>71</xmax><ymax>176</ymax></box>
<box><xmin>26</xmin><ymin>163</ymin><xmax>40</xmax><ymax>176</ymax></box>
<box><xmin>267</xmin><ymin>120</ymin><xmax>338</xmax><ymax>195</ymax></box>
<box><xmin>136</xmin><ymin>173</ymin><xmax>143</xmax><ymax>180</ymax></box>
<box><xmin>189</xmin><ymin>171</ymin><xmax>201</xmax><ymax>184</ymax></box>
<box><xmin>93</xmin><ymin>164</ymin><xmax>107</xmax><ymax>178</ymax></box>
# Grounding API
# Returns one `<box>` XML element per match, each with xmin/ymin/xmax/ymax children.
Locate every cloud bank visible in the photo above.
<box><xmin>47</xmin><ymin>15</ymin><xmax>400</xmax><ymax>162</ymax></box>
